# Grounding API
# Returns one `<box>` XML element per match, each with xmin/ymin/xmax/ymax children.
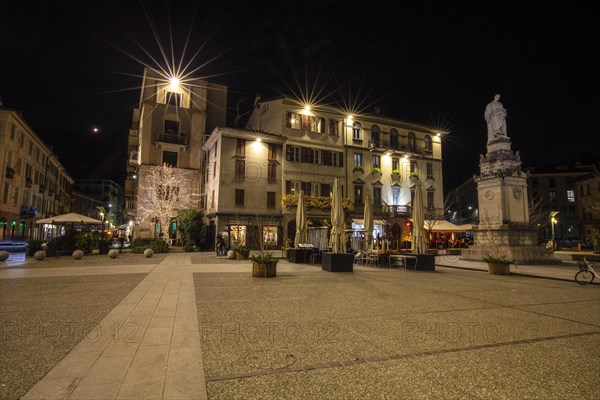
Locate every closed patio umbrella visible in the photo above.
<box><xmin>294</xmin><ymin>190</ymin><xmax>306</xmax><ymax>248</ymax></box>
<box><xmin>411</xmin><ymin>179</ymin><xmax>426</xmax><ymax>254</ymax></box>
<box><xmin>364</xmin><ymin>195</ymin><xmax>373</xmax><ymax>252</ymax></box>
<box><xmin>329</xmin><ymin>178</ymin><xmax>345</xmax><ymax>253</ymax></box>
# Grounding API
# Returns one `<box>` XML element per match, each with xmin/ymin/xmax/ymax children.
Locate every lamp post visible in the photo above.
<box><xmin>550</xmin><ymin>211</ymin><xmax>559</xmax><ymax>251</ymax></box>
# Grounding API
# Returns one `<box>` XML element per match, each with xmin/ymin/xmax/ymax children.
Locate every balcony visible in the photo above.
<box><xmin>25</xmin><ymin>177</ymin><xmax>32</xmax><ymax>188</ymax></box>
<box><xmin>382</xmin><ymin>204</ymin><xmax>412</xmax><ymax>217</ymax></box>
<box><xmin>128</xmin><ymin>149</ymin><xmax>139</xmax><ymax>165</ymax></box>
<box><xmin>157</xmin><ymin>131</ymin><xmax>187</xmax><ymax>146</ymax></box>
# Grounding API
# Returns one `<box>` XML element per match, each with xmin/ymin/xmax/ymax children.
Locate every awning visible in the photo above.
<box><xmin>426</xmin><ymin>220</ymin><xmax>469</xmax><ymax>232</ymax></box>
<box><xmin>352</xmin><ymin>219</ymin><xmax>386</xmax><ymax>225</ymax></box>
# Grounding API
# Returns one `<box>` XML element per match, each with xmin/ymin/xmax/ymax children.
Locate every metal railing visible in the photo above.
<box><xmin>158</xmin><ymin>132</ymin><xmax>187</xmax><ymax>145</ymax></box>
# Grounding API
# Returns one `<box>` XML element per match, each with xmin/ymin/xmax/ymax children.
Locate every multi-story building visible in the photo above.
<box><xmin>73</xmin><ymin>179</ymin><xmax>123</xmax><ymax>228</ymax></box>
<box><xmin>71</xmin><ymin>191</ymin><xmax>105</xmax><ymax>221</ymax></box>
<box><xmin>446</xmin><ymin>177</ymin><xmax>478</xmax><ymax>225</ymax></box>
<box><xmin>0</xmin><ymin>106</ymin><xmax>73</xmax><ymax>240</ymax></box>
<box><xmin>203</xmin><ymin>96</ymin><xmax>444</xmax><ymax>249</ymax></box>
<box><xmin>526</xmin><ymin>165</ymin><xmax>594</xmax><ymax>243</ymax></box>
<box><xmin>573</xmin><ymin>164</ymin><xmax>600</xmax><ymax>243</ymax></box>
<box><xmin>125</xmin><ymin>67</ymin><xmax>227</xmax><ymax>240</ymax></box>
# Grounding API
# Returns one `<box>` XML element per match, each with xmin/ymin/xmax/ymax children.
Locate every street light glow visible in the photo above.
<box><xmin>169</xmin><ymin>76</ymin><xmax>180</xmax><ymax>91</ymax></box>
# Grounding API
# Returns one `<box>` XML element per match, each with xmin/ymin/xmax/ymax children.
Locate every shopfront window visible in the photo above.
<box><xmin>262</xmin><ymin>226</ymin><xmax>278</xmax><ymax>247</ymax></box>
<box><xmin>230</xmin><ymin>225</ymin><xmax>246</xmax><ymax>247</ymax></box>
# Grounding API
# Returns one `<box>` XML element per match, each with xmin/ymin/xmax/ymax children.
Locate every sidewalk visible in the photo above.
<box><xmin>434</xmin><ymin>254</ymin><xmax>588</xmax><ymax>283</ymax></box>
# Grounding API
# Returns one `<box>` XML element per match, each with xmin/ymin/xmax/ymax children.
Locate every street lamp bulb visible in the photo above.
<box><xmin>93</xmin><ymin>127</ymin><xmax>99</xmax><ymax>133</ymax></box>
<box><xmin>169</xmin><ymin>77</ymin><xmax>180</xmax><ymax>91</ymax></box>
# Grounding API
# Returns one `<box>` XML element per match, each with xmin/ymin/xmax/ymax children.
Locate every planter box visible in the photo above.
<box><xmin>321</xmin><ymin>252</ymin><xmax>354</xmax><ymax>272</ymax></box>
<box><xmin>288</xmin><ymin>248</ymin><xmax>311</xmax><ymax>263</ymax></box>
<box><xmin>252</xmin><ymin>261</ymin><xmax>277</xmax><ymax>278</ymax></box>
<box><xmin>404</xmin><ymin>253</ymin><xmax>435</xmax><ymax>271</ymax></box>
<box><xmin>488</xmin><ymin>263</ymin><xmax>510</xmax><ymax>275</ymax></box>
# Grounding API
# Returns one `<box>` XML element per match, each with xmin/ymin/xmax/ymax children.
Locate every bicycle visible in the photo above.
<box><xmin>575</xmin><ymin>258</ymin><xmax>599</xmax><ymax>285</ymax></box>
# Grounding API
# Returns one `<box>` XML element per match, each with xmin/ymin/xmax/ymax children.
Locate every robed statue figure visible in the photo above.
<box><xmin>484</xmin><ymin>94</ymin><xmax>508</xmax><ymax>142</ymax></box>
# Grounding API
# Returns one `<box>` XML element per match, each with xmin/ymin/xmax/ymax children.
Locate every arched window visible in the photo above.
<box><xmin>371</xmin><ymin>125</ymin><xmax>380</xmax><ymax>147</ymax></box>
<box><xmin>353</xmin><ymin>122</ymin><xmax>362</xmax><ymax>141</ymax></box>
<box><xmin>390</xmin><ymin>129</ymin><xmax>399</xmax><ymax>150</ymax></box>
<box><xmin>424</xmin><ymin>135</ymin><xmax>432</xmax><ymax>152</ymax></box>
<box><xmin>408</xmin><ymin>132</ymin><xmax>416</xmax><ymax>152</ymax></box>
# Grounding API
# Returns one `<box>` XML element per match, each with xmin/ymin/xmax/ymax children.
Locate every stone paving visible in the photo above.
<box><xmin>0</xmin><ymin>252</ymin><xmax>598</xmax><ymax>399</ymax></box>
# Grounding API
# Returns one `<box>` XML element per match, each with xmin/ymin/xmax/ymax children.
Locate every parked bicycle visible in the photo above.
<box><xmin>575</xmin><ymin>258</ymin><xmax>599</xmax><ymax>285</ymax></box>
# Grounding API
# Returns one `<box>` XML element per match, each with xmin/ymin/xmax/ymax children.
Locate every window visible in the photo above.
<box><xmin>353</xmin><ymin>122</ymin><xmax>362</xmax><ymax>140</ymax></box>
<box><xmin>354</xmin><ymin>153</ymin><xmax>363</xmax><ymax>167</ymax></box>
<box><xmin>302</xmin><ymin>148</ymin><xmax>319</xmax><ymax>164</ymax></box>
<box><xmin>410</xmin><ymin>160</ymin><xmax>417</xmax><ymax>173</ymax></box>
<box><xmin>567</xmin><ymin>190</ymin><xmax>575</xmax><ymax>203</ymax></box>
<box><xmin>580</xmin><ymin>186</ymin><xmax>584</xmax><ymax>197</ymax></box>
<box><xmin>392</xmin><ymin>158</ymin><xmax>399</xmax><ymax>171</ymax></box>
<box><xmin>354</xmin><ymin>185</ymin><xmax>363</xmax><ymax>204</ymax></box>
<box><xmin>286</xmin><ymin>145</ymin><xmax>301</xmax><ymax>162</ymax></box>
<box><xmin>236</xmin><ymin>138</ymin><xmax>246</xmax><ymax>156</ymax></box>
<box><xmin>424</xmin><ymin>135</ymin><xmax>432</xmax><ymax>152</ymax></box>
<box><xmin>371</xmin><ymin>125</ymin><xmax>380</xmax><ymax>148</ymax></box>
<box><xmin>263</xmin><ymin>226</ymin><xmax>278</xmax><ymax>245</ymax></box>
<box><xmin>164</xmin><ymin>119</ymin><xmax>179</xmax><ymax>134</ymax></box>
<box><xmin>301</xmin><ymin>182</ymin><xmax>312</xmax><ymax>196</ymax></box>
<box><xmin>373</xmin><ymin>187</ymin><xmax>382</xmax><ymax>206</ymax></box>
<box><xmin>549</xmin><ymin>177</ymin><xmax>556</xmax><ymax>188</ymax></box>
<box><xmin>2</xmin><ymin>183</ymin><xmax>8</xmax><ymax>203</ymax></box>
<box><xmin>235</xmin><ymin>159</ymin><xmax>245</xmax><ymax>178</ymax></box>
<box><xmin>329</xmin><ymin>120</ymin><xmax>339</xmax><ymax>135</ymax></box>
<box><xmin>285</xmin><ymin>112</ymin><xmax>324</xmax><ymax>132</ymax></box>
<box><xmin>321</xmin><ymin>150</ymin><xmax>343</xmax><ymax>167</ymax></box>
<box><xmin>10</xmin><ymin>124</ymin><xmax>15</xmax><ymax>140</ymax></box>
<box><xmin>230</xmin><ymin>225</ymin><xmax>246</xmax><ymax>246</ymax></box>
<box><xmin>390</xmin><ymin>129</ymin><xmax>399</xmax><ymax>150</ymax></box>
<box><xmin>587</xmin><ymin>184</ymin><xmax>591</xmax><ymax>195</ymax></box>
<box><xmin>268</xmin><ymin>143</ymin><xmax>277</xmax><ymax>160</ymax></box>
<box><xmin>372</xmin><ymin>155</ymin><xmax>381</xmax><ymax>169</ymax></box>
<box><xmin>267</xmin><ymin>192</ymin><xmax>276</xmax><ymax>209</ymax></box>
<box><xmin>549</xmin><ymin>191</ymin><xmax>556</xmax><ymax>202</ymax></box>
<box><xmin>427</xmin><ymin>191</ymin><xmax>434</xmax><ymax>209</ymax></box>
<box><xmin>162</xmin><ymin>151</ymin><xmax>178</xmax><ymax>167</ymax></box>
<box><xmin>235</xmin><ymin>189</ymin><xmax>245</xmax><ymax>206</ymax></box>
<box><xmin>426</xmin><ymin>163</ymin><xmax>434</xmax><ymax>179</ymax></box>
<box><xmin>408</xmin><ymin>132</ymin><xmax>416</xmax><ymax>152</ymax></box>
<box><xmin>166</xmin><ymin>91</ymin><xmax>182</xmax><ymax>106</ymax></box>
<box><xmin>286</xmin><ymin>180</ymin><xmax>294</xmax><ymax>195</ymax></box>
<box><xmin>267</xmin><ymin>164</ymin><xmax>276</xmax><ymax>181</ymax></box>
<box><xmin>392</xmin><ymin>187</ymin><xmax>400</xmax><ymax>205</ymax></box>
<box><xmin>568</xmin><ymin>205</ymin><xmax>576</xmax><ymax>214</ymax></box>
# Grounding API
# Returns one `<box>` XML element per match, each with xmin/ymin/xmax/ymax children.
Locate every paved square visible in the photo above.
<box><xmin>194</xmin><ymin>265</ymin><xmax>600</xmax><ymax>399</ymax></box>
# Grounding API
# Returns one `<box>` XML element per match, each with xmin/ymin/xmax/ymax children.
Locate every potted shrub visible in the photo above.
<box><xmin>483</xmin><ymin>254</ymin><xmax>513</xmax><ymax>275</ymax></box>
<box><xmin>251</xmin><ymin>252</ymin><xmax>279</xmax><ymax>277</ymax></box>
<box><xmin>409</xmin><ymin>171</ymin><xmax>418</xmax><ymax>183</ymax></box>
<box><xmin>392</xmin><ymin>169</ymin><xmax>401</xmax><ymax>178</ymax></box>
<box><xmin>353</xmin><ymin>165</ymin><xmax>364</xmax><ymax>174</ymax></box>
<box><xmin>235</xmin><ymin>246</ymin><xmax>250</xmax><ymax>260</ymax></box>
<box><xmin>372</xmin><ymin>167</ymin><xmax>382</xmax><ymax>175</ymax></box>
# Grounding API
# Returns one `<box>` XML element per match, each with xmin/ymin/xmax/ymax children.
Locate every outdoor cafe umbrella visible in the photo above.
<box><xmin>35</xmin><ymin>213</ymin><xmax>102</xmax><ymax>225</ymax></box>
<box><xmin>294</xmin><ymin>190</ymin><xmax>306</xmax><ymax>248</ymax></box>
<box><xmin>329</xmin><ymin>178</ymin><xmax>345</xmax><ymax>253</ymax></box>
<box><xmin>364</xmin><ymin>194</ymin><xmax>373</xmax><ymax>252</ymax></box>
<box><xmin>411</xmin><ymin>178</ymin><xmax>426</xmax><ymax>254</ymax></box>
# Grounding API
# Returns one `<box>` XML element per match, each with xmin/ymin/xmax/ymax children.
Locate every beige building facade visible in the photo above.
<box><xmin>0</xmin><ymin>107</ymin><xmax>73</xmax><ymax>240</ymax></box>
<box><xmin>125</xmin><ymin>68</ymin><xmax>227</xmax><ymax>241</ymax></box>
<box><xmin>204</xmin><ymin>97</ymin><xmax>444</xmax><ymax>250</ymax></box>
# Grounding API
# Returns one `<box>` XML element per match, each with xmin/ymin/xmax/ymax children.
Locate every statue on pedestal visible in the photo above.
<box><xmin>484</xmin><ymin>94</ymin><xmax>508</xmax><ymax>142</ymax></box>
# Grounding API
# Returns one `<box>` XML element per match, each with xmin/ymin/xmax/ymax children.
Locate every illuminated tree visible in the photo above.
<box><xmin>137</xmin><ymin>163</ymin><xmax>198</xmax><ymax>241</ymax></box>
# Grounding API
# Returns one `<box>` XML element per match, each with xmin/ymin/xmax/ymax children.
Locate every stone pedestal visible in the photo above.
<box><xmin>461</xmin><ymin>224</ymin><xmax>562</xmax><ymax>264</ymax></box>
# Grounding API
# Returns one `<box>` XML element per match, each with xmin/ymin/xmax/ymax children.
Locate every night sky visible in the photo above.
<box><xmin>1</xmin><ymin>1</ymin><xmax>597</xmax><ymax>193</ymax></box>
